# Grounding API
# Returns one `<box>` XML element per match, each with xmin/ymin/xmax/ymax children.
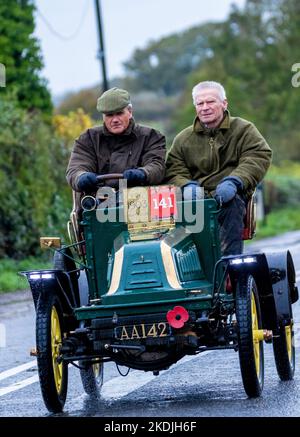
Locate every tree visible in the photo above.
<box><xmin>0</xmin><ymin>0</ymin><xmax>52</xmax><ymax>113</ymax></box>
<box><xmin>173</xmin><ymin>0</ymin><xmax>300</xmax><ymax>162</ymax></box>
<box><xmin>123</xmin><ymin>22</ymin><xmax>222</xmax><ymax>96</ymax></box>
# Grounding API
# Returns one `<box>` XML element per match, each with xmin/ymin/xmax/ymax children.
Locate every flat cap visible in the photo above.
<box><xmin>96</xmin><ymin>87</ymin><xmax>131</xmax><ymax>114</ymax></box>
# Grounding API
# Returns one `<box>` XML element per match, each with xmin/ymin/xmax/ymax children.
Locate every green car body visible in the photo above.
<box><xmin>22</xmin><ymin>184</ymin><xmax>298</xmax><ymax>413</ymax></box>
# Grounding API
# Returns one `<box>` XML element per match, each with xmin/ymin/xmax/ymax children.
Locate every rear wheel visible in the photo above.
<box><xmin>53</xmin><ymin>250</ymin><xmax>67</xmax><ymax>271</ymax></box>
<box><xmin>36</xmin><ymin>292</ymin><xmax>68</xmax><ymax>413</ymax></box>
<box><xmin>236</xmin><ymin>273</ymin><xmax>264</xmax><ymax>397</ymax></box>
<box><xmin>80</xmin><ymin>361</ymin><xmax>103</xmax><ymax>397</ymax></box>
<box><xmin>53</xmin><ymin>247</ymin><xmax>80</xmax><ymax>307</ymax></box>
<box><xmin>273</xmin><ymin>318</ymin><xmax>295</xmax><ymax>381</ymax></box>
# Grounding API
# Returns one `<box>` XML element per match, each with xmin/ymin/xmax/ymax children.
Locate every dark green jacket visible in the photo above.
<box><xmin>165</xmin><ymin>111</ymin><xmax>272</xmax><ymax>198</ymax></box>
<box><xmin>66</xmin><ymin>119</ymin><xmax>166</xmax><ymax>191</ymax></box>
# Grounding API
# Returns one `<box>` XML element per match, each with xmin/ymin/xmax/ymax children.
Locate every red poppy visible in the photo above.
<box><xmin>166</xmin><ymin>306</ymin><xmax>189</xmax><ymax>329</ymax></box>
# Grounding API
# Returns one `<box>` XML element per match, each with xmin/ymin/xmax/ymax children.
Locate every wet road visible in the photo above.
<box><xmin>1</xmin><ymin>231</ymin><xmax>300</xmax><ymax>417</ymax></box>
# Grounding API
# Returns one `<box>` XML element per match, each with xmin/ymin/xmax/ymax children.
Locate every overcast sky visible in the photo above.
<box><xmin>34</xmin><ymin>0</ymin><xmax>246</xmax><ymax>97</ymax></box>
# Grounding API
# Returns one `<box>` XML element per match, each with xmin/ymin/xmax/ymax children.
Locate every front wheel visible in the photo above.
<box><xmin>236</xmin><ymin>273</ymin><xmax>264</xmax><ymax>398</ymax></box>
<box><xmin>36</xmin><ymin>292</ymin><xmax>68</xmax><ymax>413</ymax></box>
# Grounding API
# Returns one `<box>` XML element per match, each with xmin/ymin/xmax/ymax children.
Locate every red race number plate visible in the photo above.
<box><xmin>149</xmin><ymin>186</ymin><xmax>177</xmax><ymax>220</ymax></box>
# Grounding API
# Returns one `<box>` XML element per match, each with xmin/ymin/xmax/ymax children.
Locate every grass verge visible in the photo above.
<box><xmin>255</xmin><ymin>207</ymin><xmax>300</xmax><ymax>239</ymax></box>
<box><xmin>0</xmin><ymin>257</ymin><xmax>51</xmax><ymax>293</ymax></box>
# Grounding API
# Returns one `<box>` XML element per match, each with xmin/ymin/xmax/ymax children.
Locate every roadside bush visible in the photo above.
<box><xmin>263</xmin><ymin>162</ymin><xmax>300</xmax><ymax>213</ymax></box>
<box><xmin>256</xmin><ymin>207</ymin><xmax>300</xmax><ymax>239</ymax></box>
<box><xmin>52</xmin><ymin>109</ymin><xmax>93</xmax><ymax>147</ymax></box>
<box><xmin>0</xmin><ymin>99</ymin><xmax>69</xmax><ymax>258</ymax></box>
<box><xmin>0</xmin><ymin>256</ymin><xmax>52</xmax><ymax>293</ymax></box>
<box><xmin>0</xmin><ymin>101</ymin><xmax>94</xmax><ymax>260</ymax></box>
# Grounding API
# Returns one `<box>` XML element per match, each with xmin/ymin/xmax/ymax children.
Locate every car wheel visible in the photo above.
<box><xmin>36</xmin><ymin>292</ymin><xmax>68</xmax><ymax>413</ymax></box>
<box><xmin>273</xmin><ymin>317</ymin><xmax>295</xmax><ymax>381</ymax></box>
<box><xmin>236</xmin><ymin>273</ymin><xmax>264</xmax><ymax>397</ymax></box>
<box><xmin>80</xmin><ymin>361</ymin><xmax>103</xmax><ymax>397</ymax></box>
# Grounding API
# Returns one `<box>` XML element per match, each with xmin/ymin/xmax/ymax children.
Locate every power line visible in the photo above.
<box><xmin>36</xmin><ymin>1</ymin><xmax>90</xmax><ymax>41</ymax></box>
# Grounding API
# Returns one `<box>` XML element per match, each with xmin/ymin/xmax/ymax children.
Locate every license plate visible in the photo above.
<box><xmin>114</xmin><ymin>322</ymin><xmax>170</xmax><ymax>340</ymax></box>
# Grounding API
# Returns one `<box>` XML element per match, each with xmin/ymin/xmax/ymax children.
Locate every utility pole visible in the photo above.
<box><xmin>94</xmin><ymin>0</ymin><xmax>109</xmax><ymax>91</ymax></box>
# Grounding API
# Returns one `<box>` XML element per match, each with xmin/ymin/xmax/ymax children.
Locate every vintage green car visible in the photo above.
<box><xmin>23</xmin><ymin>176</ymin><xmax>298</xmax><ymax>413</ymax></box>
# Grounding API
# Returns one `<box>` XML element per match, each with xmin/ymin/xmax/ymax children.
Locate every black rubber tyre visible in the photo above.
<box><xmin>80</xmin><ymin>361</ymin><xmax>103</xmax><ymax>397</ymax></box>
<box><xmin>53</xmin><ymin>250</ymin><xmax>67</xmax><ymax>271</ymax></box>
<box><xmin>36</xmin><ymin>292</ymin><xmax>68</xmax><ymax>413</ymax></box>
<box><xmin>53</xmin><ymin>247</ymin><xmax>77</xmax><ymax>278</ymax></box>
<box><xmin>236</xmin><ymin>273</ymin><xmax>264</xmax><ymax>398</ymax></box>
<box><xmin>273</xmin><ymin>318</ymin><xmax>295</xmax><ymax>381</ymax></box>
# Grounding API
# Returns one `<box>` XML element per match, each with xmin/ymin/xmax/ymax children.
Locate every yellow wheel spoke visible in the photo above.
<box><xmin>51</xmin><ymin>306</ymin><xmax>63</xmax><ymax>393</ymax></box>
<box><xmin>285</xmin><ymin>323</ymin><xmax>292</xmax><ymax>362</ymax></box>
<box><xmin>93</xmin><ymin>363</ymin><xmax>99</xmax><ymax>378</ymax></box>
<box><xmin>251</xmin><ymin>291</ymin><xmax>261</xmax><ymax>377</ymax></box>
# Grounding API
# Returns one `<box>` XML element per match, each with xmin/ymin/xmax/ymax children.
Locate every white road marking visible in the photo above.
<box><xmin>0</xmin><ymin>360</ymin><xmax>36</xmax><ymax>382</ymax></box>
<box><xmin>101</xmin><ymin>351</ymin><xmax>212</xmax><ymax>401</ymax></box>
<box><xmin>0</xmin><ymin>353</ymin><xmax>213</xmax><ymax>399</ymax></box>
<box><xmin>0</xmin><ymin>375</ymin><xmax>39</xmax><ymax>397</ymax></box>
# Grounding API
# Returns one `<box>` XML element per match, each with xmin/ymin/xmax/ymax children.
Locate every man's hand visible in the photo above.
<box><xmin>182</xmin><ymin>181</ymin><xmax>203</xmax><ymax>201</ymax></box>
<box><xmin>215</xmin><ymin>176</ymin><xmax>243</xmax><ymax>205</ymax></box>
<box><xmin>123</xmin><ymin>168</ymin><xmax>146</xmax><ymax>185</ymax></box>
<box><xmin>77</xmin><ymin>172</ymin><xmax>98</xmax><ymax>192</ymax></box>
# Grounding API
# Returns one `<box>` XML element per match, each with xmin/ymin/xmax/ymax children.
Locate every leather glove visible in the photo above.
<box><xmin>182</xmin><ymin>181</ymin><xmax>203</xmax><ymax>201</ymax></box>
<box><xmin>123</xmin><ymin>168</ymin><xmax>146</xmax><ymax>185</ymax></box>
<box><xmin>77</xmin><ymin>172</ymin><xmax>98</xmax><ymax>192</ymax></box>
<box><xmin>215</xmin><ymin>176</ymin><xmax>243</xmax><ymax>205</ymax></box>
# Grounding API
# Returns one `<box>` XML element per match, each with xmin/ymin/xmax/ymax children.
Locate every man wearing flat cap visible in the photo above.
<box><xmin>66</xmin><ymin>87</ymin><xmax>166</xmax><ymax>193</ymax></box>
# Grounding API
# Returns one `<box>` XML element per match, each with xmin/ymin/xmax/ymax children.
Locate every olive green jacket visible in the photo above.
<box><xmin>66</xmin><ymin>119</ymin><xmax>166</xmax><ymax>191</ymax></box>
<box><xmin>165</xmin><ymin>111</ymin><xmax>272</xmax><ymax>198</ymax></box>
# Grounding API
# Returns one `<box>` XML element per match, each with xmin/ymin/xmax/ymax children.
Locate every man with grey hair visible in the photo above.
<box><xmin>67</xmin><ymin>87</ymin><xmax>166</xmax><ymax>193</ymax></box>
<box><xmin>166</xmin><ymin>80</ymin><xmax>272</xmax><ymax>255</ymax></box>
<box><xmin>192</xmin><ymin>81</ymin><xmax>227</xmax><ymax>104</ymax></box>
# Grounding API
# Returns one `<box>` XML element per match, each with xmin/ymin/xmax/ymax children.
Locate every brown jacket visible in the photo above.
<box><xmin>66</xmin><ymin>119</ymin><xmax>166</xmax><ymax>191</ymax></box>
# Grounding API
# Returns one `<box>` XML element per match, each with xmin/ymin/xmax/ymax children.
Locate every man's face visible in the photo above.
<box><xmin>103</xmin><ymin>107</ymin><xmax>133</xmax><ymax>134</ymax></box>
<box><xmin>194</xmin><ymin>88</ymin><xmax>228</xmax><ymax>128</ymax></box>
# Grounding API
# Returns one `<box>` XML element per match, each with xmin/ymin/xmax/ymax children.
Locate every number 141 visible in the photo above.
<box><xmin>152</xmin><ymin>197</ymin><xmax>174</xmax><ymax>209</ymax></box>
